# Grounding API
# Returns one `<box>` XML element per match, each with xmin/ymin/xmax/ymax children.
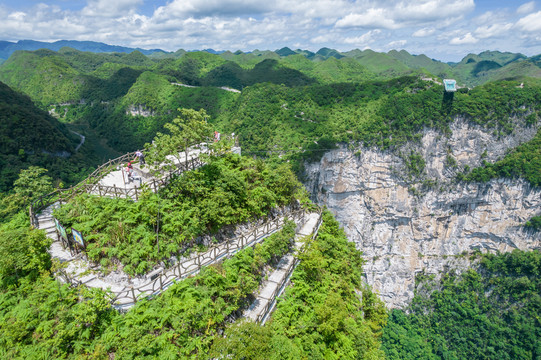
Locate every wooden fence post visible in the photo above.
<box><xmin>159</xmin><ymin>274</ymin><xmax>163</xmax><ymax>290</ymax></box>
<box><xmin>131</xmin><ymin>287</ymin><xmax>136</xmax><ymax>303</ymax></box>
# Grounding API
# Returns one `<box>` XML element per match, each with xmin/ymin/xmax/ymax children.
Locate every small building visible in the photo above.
<box><xmin>443</xmin><ymin>79</ymin><xmax>457</xmax><ymax>92</ymax></box>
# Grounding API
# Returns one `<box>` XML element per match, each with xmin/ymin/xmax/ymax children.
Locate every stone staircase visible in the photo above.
<box><xmin>35</xmin><ymin>202</ymin><xmax>309</xmax><ymax>308</ymax></box>
<box><xmin>244</xmin><ymin>212</ymin><xmax>321</xmax><ymax>324</ymax></box>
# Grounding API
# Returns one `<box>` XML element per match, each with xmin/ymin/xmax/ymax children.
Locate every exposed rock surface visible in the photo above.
<box><xmin>305</xmin><ymin>119</ymin><xmax>541</xmax><ymax>308</ymax></box>
<box><xmin>126</xmin><ymin>104</ymin><xmax>155</xmax><ymax>117</ymax></box>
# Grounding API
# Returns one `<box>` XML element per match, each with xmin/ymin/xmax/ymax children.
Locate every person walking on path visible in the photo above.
<box><xmin>135</xmin><ymin>150</ymin><xmax>145</xmax><ymax>165</ymax></box>
<box><xmin>126</xmin><ymin>162</ymin><xmax>134</xmax><ymax>182</ymax></box>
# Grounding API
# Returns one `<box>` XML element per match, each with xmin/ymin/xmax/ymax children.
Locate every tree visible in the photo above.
<box><xmin>145</xmin><ymin>108</ymin><xmax>213</xmax><ymax>173</ymax></box>
<box><xmin>13</xmin><ymin>166</ymin><xmax>53</xmax><ymax>202</ymax></box>
<box><xmin>0</xmin><ymin>225</ymin><xmax>51</xmax><ymax>288</ymax></box>
<box><xmin>0</xmin><ymin>167</ymin><xmax>53</xmax><ymax>222</ymax></box>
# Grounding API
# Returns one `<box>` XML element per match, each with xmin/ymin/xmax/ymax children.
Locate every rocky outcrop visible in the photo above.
<box><xmin>126</xmin><ymin>104</ymin><xmax>155</xmax><ymax>117</ymax></box>
<box><xmin>305</xmin><ymin>118</ymin><xmax>541</xmax><ymax>308</ymax></box>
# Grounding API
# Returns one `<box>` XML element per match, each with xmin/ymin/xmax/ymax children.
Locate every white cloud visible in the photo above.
<box><xmin>474</xmin><ymin>23</ymin><xmax>513</xmax><ymax>39</ymax></box>
<box><xmin>394</xmin><ymin>0</ymin><xmax>474</xmax><ymax>21</ymax></box>
<box><xmin>412</xmin><ymin>27</ymin><xmax>435</xmax><ymax>37</ymax></box>
<box><xmin>82</xmin><ymin>0</ymin><xmax>143</xmax><ymax>17</ymax></box>
<box><xmin>335</xmin><ymin>0</ymin><xmax>473</xmax><ymax>30</ymax></box>
<box><xmin>517</xmin><ymin>1</ymin><xmax>536</xmax><ymax>14</ymax></box>
<box><xmin>7</xmin><ymin>11</ymin><xmax>26</xmax><ymax>21</ymax></box>
<box><xmin>342</xmin><ymin>30</ymin><xmax>381</xmax><ymax>45</ymax></box>
<box><xmin>388</xmin><ymin>39</ymin><xmax>407</xmax><ymax>48</ymax></box>
<box><xmin>335</xmin><ymin>9</ymin><xmax>400</xmax><ymax>29</ymax></box>
<box><xmin>516</xmin><ymin>10</ymin><xmax>541</xmax><ymax>31</ymax></box>
<box><xmin>449</xmin><ymin>32</ymin><xmax>478</xmax><ymax>44</ymax></box>
<box><xmin>153</xmin><ymin>0</ymin><xmax>274</xmax><ymax>19</ymax></box>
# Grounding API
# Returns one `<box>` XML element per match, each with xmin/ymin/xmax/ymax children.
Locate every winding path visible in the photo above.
<box><xmin>171</xmin><ymin>82</ymin><xmax>241</xmax><ymax>93</ymax></box>
<box><xmin>37</xmin><ymin>204</ymin><xmax>307</xmax><ymax>310</ymax></box>
<box><xmin>69</xmin><ymin>130</ymin><xmax>86</xmax><ymax>152</ymax></box>
<box><xmin>243</xmin><ymin>212</ymin><xmax>322</xmax><ymax>324</ymax></box>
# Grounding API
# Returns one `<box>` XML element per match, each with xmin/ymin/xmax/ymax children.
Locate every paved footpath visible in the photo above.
<box><xmin>37</xmin><ymin>203</ymin><xmax>306</xmax><ymax>308</ymax></box>
<box><xmin>94</xmin><ymin>146</ymin><xmax>206</xmax><ymax>194</ymax></box>
<box><xmin>243</xmin><ymin>212</ymin><xmax>321</xmax><ymax>324</ymax></box>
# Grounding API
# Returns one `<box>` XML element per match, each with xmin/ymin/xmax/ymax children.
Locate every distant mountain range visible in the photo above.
<box><xmin>0</xmin><ymin>40</ymin><xmax>167</xmax><ymax>61</ymax></box>
<box><xmin>1</xmin><ymin>40</ymin><xmax>540</xmax><ymax>88</ymax></box>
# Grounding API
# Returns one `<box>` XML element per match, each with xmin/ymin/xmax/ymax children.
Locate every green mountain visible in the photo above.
<box><xmin>387</xmin><ymin>49</ymin><xmax>454</xmax><ymax>78</ymax></box>
<box><xmin>0</xmin><ymin>39</ymin><xmax>166</xmax><ymax>62</ymax></box>
<box><xmin>275</xmin><ymin>46</ymin><xmax>297</xmax><ymax>56</ymax></box>
<box><xmin>450</xmin><ymin>50</ymin><xmax>541</xmax><ymax>86</ymax></box>
<box><xmin>0</xmin><ymin>81</ymin><xmax>80</xmax><ymax>190</ymax></box>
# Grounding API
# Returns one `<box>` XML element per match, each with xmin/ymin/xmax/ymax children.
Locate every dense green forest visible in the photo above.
<box><xmin>1</xmin><ymin>48</ymin><xmax>541</xmax><ymax>159</ymax></box>
<box><xmin>382</xmin><ymin>250</ymin><xmax>541</xmax><ymax>360</ymax></box>
<box><xmin>0</xmin><ymin>172</ymin><xmax>385</xmax><ymax>359</ymax></box>
<box><xmin>0</xmin><ymin>81</ymin><xmax>100</xmax><ymax>192</ymax></box>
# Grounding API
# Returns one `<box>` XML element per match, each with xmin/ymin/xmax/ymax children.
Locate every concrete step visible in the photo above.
<box><xmin>259</xmin><ymin>281</ymin><xmax>279</xmax><ymax>300</ymax></box>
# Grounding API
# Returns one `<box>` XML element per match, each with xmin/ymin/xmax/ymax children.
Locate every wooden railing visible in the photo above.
<box><xmin>29</xmin><ymin>151</ymin><xmax>139</xmax><ymax>227</ymax></box>
<box><xmin>255</xmin><ymin>209</ymin><xmax>324</xmax><ymax>324</ymax></box>
<box><xmin>59</xmin><ymin>208</ymin><xmax>305</xmax><ymax>307</ymax></box>
<box><xmin>29</xmin><ymin>144</ymin><xmax>208</xmax><ymax>227</ymax></box>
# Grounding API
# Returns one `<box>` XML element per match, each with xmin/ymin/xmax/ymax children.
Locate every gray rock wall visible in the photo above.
<box><xmin>305</xmin><ymin>119</ymin><xmax>541</xmax><ymax>308</ymax></box>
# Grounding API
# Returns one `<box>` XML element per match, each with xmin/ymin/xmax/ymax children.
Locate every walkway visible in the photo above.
<box><xmin>171</xmin><ymin>82</ymin><xmax>241</xmax><ymax>93</ymax></box>
<box><xmin>92</xmin><ymin>145</ymin><xmax>207</xmax><ymax>198</ymax></box>
<box><xmin>70</xmin><ymin>130</ymin><xmax>86</xmax><ymax>152</ymax></box>
<box><xmin>37</xmin><ymin>203</ymin><xmax>306</xmax><ymax>309</ymax></box>
<box><xmin>89</xmin><ymin>144</ymin><xmax>241</xmax><ymax>200</ymax></box>
<box><xmin>243</xmin><ymin>212</ymin><xmax>321</xmax><ymax>324</ymax></box>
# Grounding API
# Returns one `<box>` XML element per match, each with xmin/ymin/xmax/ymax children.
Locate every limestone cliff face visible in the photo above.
<box><xmin>305</xmin><ymin>119</ymin><xmax>541</xmax><ymax>308</ymax></box>
<box><xmin>126</xmin><ymin>104</ymin><xmax>155</xmax><ymax>117</ymax></box>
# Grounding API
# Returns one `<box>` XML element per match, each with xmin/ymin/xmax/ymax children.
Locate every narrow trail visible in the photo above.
<box><xmin>171</xmin><ymin>82</ymin><xmax>241</xmax><ymax>93</ymax></box>
<box><xmin>69</xmin><ymin>130</ymin><xmax>85</xmax><ymax>152</ymax></box>
<box><xmin>243</xmin><ymin>212</ymin><xmax>322</xmax><ymax>324</ymax></box>
<box><xmin>38</xmin><ymin>203</ymin><xmax>306</xmax><ymax>309</ymax></box>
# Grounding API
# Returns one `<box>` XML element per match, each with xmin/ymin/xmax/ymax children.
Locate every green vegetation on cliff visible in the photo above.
<box><xmin>382</xmin><ymin>250</ymin><xmax>541</xmax><ymax>360</ymax></box>
<box><xmin>0</xmin><ymin>81</ymin><xmax>97</xmax><ymax>192</ymax></box>
<box><xmin>466</xmin><ymin>127</ymin><xmax>541</xmax><ymax>186</ymax></box>
<box><xmin>54</xmin><ymin>153</ymin><xmax>306</xmax><ymax>275</ymax></box>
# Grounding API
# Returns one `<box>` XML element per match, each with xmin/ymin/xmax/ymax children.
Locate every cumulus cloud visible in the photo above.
<box><xmin>393</xmin><ymin>0</ymin><xmax>474</xmax><ymax>21</ymax></box>
<box><xmin>474</xmin><ymin>23</ymin><xmax>513</xmax><ymax>39</ymax></box>
<box><xmin>335</xmin><ymin>0</ymin><xmax>474</xmax><ymax>33</ymax></box>
<box><xmin>412</xmin><ymin>28</ymin><xmax>435</xmax><ymax>37</ymax></box>
<box><xmin>335</xmin><ymin>9</ymin><xmax>399</xmax><ymax>29</ymax></box>
<box><xmin>82</xmin><ymin>0</ymin><xmax>143</xmax><ymax>17</ymax></box>
<box><xmin>517</xmin><ymin>1</ymin><xmax>536</xmax><ymax>14</ymax></box>
<box><xmin>516</xmin><ymin>10</ymin><xmax>541</xmax><ymax>31</ymax></box>
<box><xmin>388</xmin><ymin>39</ymin><xmax>407</xmax><ymax>48</ymax></box>
<box><xmin>449</xmin><ymin>32</ymin><xmax>478</xmax><ymax>44</ymax></box>
<box><xmin>342</xmin><ymin>30</ymin><xmax>382</xmax><ymax>45</ymax></box>
<box><xmin>153</xmin><ymin>0</ymin><xmax>274</xmax><ymax>19</ymax></box>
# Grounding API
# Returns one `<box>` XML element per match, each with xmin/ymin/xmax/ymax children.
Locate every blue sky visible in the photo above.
<box><xmin>1</xmin><ymin>0</ymin><xmax>540</xmax><ymax>61</ymax></box>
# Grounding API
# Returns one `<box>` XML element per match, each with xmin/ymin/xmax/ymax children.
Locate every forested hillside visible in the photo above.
<box><xmin>1</xmin><ymin>47</ymin><xmax>540</xmax><ymax>180</ymax></box>
<box><xmin>0</xmin><ymin>81</ymin><xmax>97</xmax><ymax>192</ymax></box>
<box><xmin>382</xmin><ymin>250</ymin><xmax>541</xmax><ymax>360</ymax></box>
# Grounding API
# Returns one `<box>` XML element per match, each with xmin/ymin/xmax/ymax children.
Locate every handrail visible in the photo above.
<box><xmin>29</xmin><ymin>144</ymin><xmax>210</xmax><ymax>227</ymax></box>
<box><xmin>255</xmin><ymin>208</ymin><xmax>323</xmax><ymax>324</ymax></box>
<box><xmin>56</xmin><ymin>207</ymin><xmax>305</xmax><ymax>308</ymax></box>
